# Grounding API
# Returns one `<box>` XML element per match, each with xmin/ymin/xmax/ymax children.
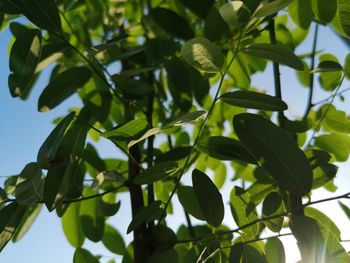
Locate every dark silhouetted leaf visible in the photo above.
<box><xmin>177</xmin><ymin>186</ymin><xmax>205</xmax><ymax>221</ymax></box>
<box><xmin>262</xmin><ymin>192</ymin><xmax>284</xmax><ymax>232</ymax></box>
<box><xmin>192</xmin><ymin>169</ymin><xmax>224</xmax><ymax>227</ymax></box>
<box><xmin>242</xmin><ymin>44</ymin><xmax>304</xmax><ymax>70</ymax></box>
<box><xmin>133</xmin><ymin>161</ymin><xmax>178</xmax><ymax>185</ymax></box>
<box><xmin>220</xmin><ymin>91</ymin><xmax>288</xmax><ymax>111</ymax></box>
<box><xmin>234</xmin><ymin>113</ymin><xmax>313</xmax><ymax>196</ymax></box>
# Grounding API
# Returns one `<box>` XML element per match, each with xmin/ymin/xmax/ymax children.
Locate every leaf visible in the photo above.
<box><xmin>312</xmin><ymin>163</ymin><xmax>338</xmax><ymax>189</ymax></box>
<box><xmin>0</xmin><ymin>0</ymin><xmax>21</xmax><ymax>14</ymax></box>
<box><xmin>229</xmin><ymin>242</ymin><xmax>266</xmax><ymax>263</ymax></box>
<box><xmin>314</xmin><ymin>133</ymin><xmax>350</xmax><ymax>162</ymax></box>
<box><xmin>338</xmin><ymin>201</ymin><xmax>350</xmax><ymax>221</ymax></box>
<box><xmin>12</xmin><ymin>204</ymin><xmax>42</xmax><ymax>242</ymax></box>
<box><xmin>220</xmin><ymin>91</ymin><xmax>288</xmax><ymax>111</ymax></box>
<box><xmin>344</xmin><ymin>53</ymin><xmax>350</xmax><ymax>79</ymax></box>
<box><xmin>177</xmin><ymin>186</ymin><xmax>205</xmax><ymax>221</ymax></box>
<box><xmin>192</xmin><ymin>169</ymin><xmax>224</xmax><ymax>227</ymax></box>
<box><xmin>150</xmin><ymin>225</ymin><xmax>177</xmax><ymax>250</ymax></box>
<box><xmin>102</xmin><ymin>224</ymin><xmax>126</xmax><ymax>255</ymax></box>
<box><xmin>80</xmin><ymin>188</ymin><xmax>105</xmax><ymax>242</ymax></box>
<box><xmin>311</xmin><ymin>60</ymin><xmax>343</xmax><ymax>73</ymax></box>
<box><xmin>37</xmin><ymin>111</ymin><xmax>75</xmax><ymax>168</ymax></box>
<box><xmin>338</xmin><ymin>0</ymin><xmax>350</xmax><ymax>37</ymax></box>
<box><xmin>181</xmin><ymin>37</ymin><xmax>225</xmax><ymax>73</ymax></box>
<box><xmin>73</xmin><ymin>248</ymin><xmax>99</xmax><ymax>263</ymax></box>
<box><xmin>318</xmin><ymin>53</ymin><xmax>342</xmax><ymax>91</ymax></box>
<box><xmin>12</xmin><ymin>0</ymin><xmax>62</xmax><ymax>32</ymax></box>
<box><xmin>133</xmin><ymin>161</ymin><xmax>178</xmax><ymax>185</ymax></box>
<box><xmin>312</xmin><ymin>0</ymin><xmax>337</xmax><ymax>23</ymax></box>
<box><xmin>219</xmin><ymin>1</ymin><xmax>250</xmax><ymax>30</ymax></box>
<box><xmin>38</xmin><ymin>67</ymin><xmax>92</xmax><ymax>112</ymax></box>
<box><xmin>102</xmin><ymin>120</ymin><xmax>149</xmax><ymax>142</ymax></box>
<box><xmin>242</xmin><ymin>43</ymin><xmax>304</xmax><ymax>71</ymax></box>
<box><xmin>197</xmin><ymin>240</ymin><xmax>221</xmax><ymax>263</ymax></box>
<box><xmin>0</xmin><ymin>202</ymin><xmax>27</xmax><ymax>252</ymax></box>
<box><xmin>305</xmin><ymin>207</ymin><xmax>341</xmax><ymax>239</ymax></box>
<box><xmin>254</xmin><ymin>0</ymin><xmax>294</xmax><ymax>18</ymax></box>
<box><xmin>165</xmin><ymin>110</ymin><xmax>207</xmax><ymax>128</ymax></box>
<box><xmin>178</xmin><ymin>0</ymin><xmax>214</xmax><ymax>18</ymax></box>
<box><xmin>127</xmin><ymin>201</ymin><xmax>162</xmax><ymax>234</ymax></box>
<box><xmin>288</xmin><ymin>0</ymin><xmax>312</xmax><ymax>29</ymax></box>
<box><xmin>44</xmin><ymin>123</ymin><xmax>88</xmax><ymax>211</ymax></box>
<box><xmin>265</xmin><ymin>238</ymin><xmax>285</xmax><ymax>263</ymax></box>
<box><xmin>150</xmin><ymin>8</ymin><xmax>194</xmax><ymax>39</ymax></box>
<box><xmin>233</xmin><ymin>113</ymin><xmax>313</xmax><ymax>196</ymax></box>
<box><xmin>128</xmin><ymin>128</ymin><xmax>162</xmax><ymax>149</ymax></box>
<box><xmin>15</xmin><ymin>162</ymin><xmax>43</xmax><ymax>205</ymax></box>
<box><xmin>100</xmin><ymin>199</ymin><xmax>121</xmax><ymax>217</ymax></box>
<box><xmin>8</xmin><ymin>28</ymin><xmax>42</xmax><ymax>97</ymax></box>
<box><xmin>230</xmin><ymin>186</ymin><xmax>259</xmax><ymax>238</ymax></box>
<box><xmin>197</xmin><ymin>136</ymin><xmax>256</xmax><ymax>163</ymax></box>
<box><xmin>262</xmin><ymin>192</ymin><xmax>284</xmax><ymax>232</ymax></box>
<box><xmin>146</xmin><ymin>248</ymin><xmax>179</xmax><ymax>263</ymax></box>
<box><xmin>62</xmin><ymin>202</ymin><xmax>85</xmax><ymax>248</ymax></box>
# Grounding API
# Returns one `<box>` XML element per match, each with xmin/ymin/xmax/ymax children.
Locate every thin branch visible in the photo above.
<box><xmin>303</xmin><ymin>191</ymin><xmax>350</xmax><ymax>207</ymax></box>
<box><xmin>312</xmin><ymin>87</ymin><xmax>350</xmax><ymax>106</ymax></box>
<box><xmin>157</xmin><ymin>32</ymin><xmax>244</xmax><ymax>225</ymax></box>
<box><xmin>303</xmin><ymin>23</ymin><xmax>319</xmax><ymax>119</ymax></box>
<box><xmin>305</xmin><ymin>75</ymin><xmax>346</xmax><ymax>148</ymax></box>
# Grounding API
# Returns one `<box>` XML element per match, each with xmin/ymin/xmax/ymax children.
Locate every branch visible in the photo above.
<box><xmin>157</xmin><ymin>32</ymin><xmax>244</xmax><ymax>225</ymax></box>
<box><xmin>303</xmin><ymin>23</ymin><xmax>319</xmax><ymax>119</ymax></box>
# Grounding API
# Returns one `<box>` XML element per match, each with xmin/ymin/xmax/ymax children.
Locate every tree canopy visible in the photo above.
<box><xmin>1</xmin><ymin>0</ymin><xmax>350</xmax><ymax>262</ymax></box>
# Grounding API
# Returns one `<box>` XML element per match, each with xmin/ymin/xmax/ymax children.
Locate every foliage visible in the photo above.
<box><xmin>1</xmin><ymin>0</ymin><xmax>350</xmax><ymax>262</ymax></box>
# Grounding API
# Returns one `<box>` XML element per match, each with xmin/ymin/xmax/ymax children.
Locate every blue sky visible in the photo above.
<box><xmin>1</xmin><ymin>20</ymin><xmax>350</xmax><ymax>263</ymax></box>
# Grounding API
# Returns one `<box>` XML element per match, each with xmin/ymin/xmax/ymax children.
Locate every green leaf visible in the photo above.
<box><xmin>80</xmin><ymin>188</ymin><xmax>105</xmax><ymax>242</ymax></box>
<box><xmin>133</xmin><ymin>161</ymin><xmax>178</xmax><ymax>185</ymax></box>
<box><xmin>128</xmin><ymin>127</ymin><xmax>162</xmax><ymax>149</ymax></box>
<box><xmin>165</xmin><ymin>110</ymin><xmax>207</xmax><ymax>128</ymax></box>
<box><xmin>102</xmin><ymin>224</ymin><xmax>126</xmax><ymax>255</ymax></box>
<box><xmin>344</xmin><ymin>53</ymin><xmax>350</xmax><ymax>79</ymax></box>
<box><xmin>15</xmin><ymin>162</ymin><xmax>43</xmax><ymax>205</ymax></box>
<box><xmin>312</xmin><ymin>0</ymin><xmax>337</xmax><ymax>23</ymax></box>
<box><xmin>197</xmin><ymin>136</ymin><xmax>256</xmax><ymax>163</ymax></box>
<box><xmin>12</xmin><ymin>0</ymin><xmax>62</xmax><ymax>32</ymax></box>
<box><xmin>265</xmin><ymin>238</ymin><xmax>285</xmax><ymax>263</ymax></box>
<box><xmin>102</xmin><ymin>120</ymin><xmax>149</xmax><ymax>142</ymax></box>
<box><xmin>219</xmin><ymin>1</ymin><xmax>250</xmax><ymax>30</ymax></box>
<box><xmin>338</xmin><ymin>0</ymin><xmax>350</xmax><ymax>37</ymax></box>
<box><xmin>177</xmin><ymin>186</ymin><xmax>205</xmax><ymax>221</ymax></box>
<box><xmin>100</xmin><ymin>199</ymin><xmax>121</xmax><ymax>217</ymax></box>
<box><xmin>254</xmin><ymin>0</ymin><xmax>294</xmax><ymax>18</ymax></box>
<box><xmin>0</xmin><ymin>202</ymin><xmax>27</xmax><ymax>252</ymax></box>
<box><xmin>338</xmin><ymin>201</ymin><xmax>350</xmax><ymax>221</ymax></box>
<box><xmin>73</xmin><ymin>248</ymin><xmax>99</xmax><ymax>263</ymax></box>
<box><xmin>38</xmin><ymin>67</ymin><xmax>92</xmax><ymax>112</ymax></box>
<box><xmin>181</xmin><ymin>37</ymin><xmax>225</xmax><ymax>73</ymax></box>
<box><xmin>44</xmin><ymin>123</ymin><xmax>88</xmax><ymax>211</ymax></box>
<box><xmin>233</xmin><ymin>113</ymin><xmax>313</xmax><ymax>196</ymax></box>
<box><xmin>197</xmin><ymin>240</ymin><xmax>221</xmax><ymax>263</ymax></box>
<box><xmin>150</xmin><ymin>225</ymin><xmax>177</xmax><ymax>250</ymax></box>
<box><xmin>220</xmin><ymin>91</ymin><xmax>288</xmax><ymax>111</ymax></box>
<box><xmin>178</xmin><ymin>0</ymin><xmax>214</xmax><ymax>18</ymax></box>
<box><xmin>311</xmin><ymin>60</ymin><xmax>343</xmax><ymax>73</ymax></box>
<box><xmin>146</xmin><ymin>248</ymin><xmax>179</xmax><ymax>263</ymax></box>
<box><xmin>127</xmin><ymin>201</ymin><xmax>162</xmax><ymax>234</ymax></box>
<box><xmin>242</xmin><ymin>43</ymin><xmax>304</xmax><ymax>70</ymax></box>
<box><xmin>150</xmin><ymin>8</ymin><xmax>194</xmax><ymax>40</ymax></box>
<box><xmin>262</xmin><ymin>192</ymin><xmax>284</xmax><ymax>232</ymax></box>
<box><xmin>62</xmin><ymin>202</ymin><xmax>85</xmax><ymax>248</ymax></box>
<box><xmin>314</xmin><ymin>133</ymin><xmax>350</xmax><ymax>162</ymax></box>
<box><xmin>192</xmin><ymin>169</ymin><xmax>224</xmax><ymax>227</ymax></box>
<box><xmin>37</xmin><ymin>112</ymin><xmax>75</xmax><ymax>168</ymax></box>
<box><xmin>0</xmin><ymin>0</ymin><xmax>21</xmax><ymax>14</ymax></box>
<box><xmin>229</xmin><ymin>242</ymin><xmax>266</xmax><ymax>263</ymax></box>
<box><xmin>288</xmin><ymin>0</ymin><xmax>312</xmax><ymax>29</ymax></box>
<box><xmin>305</xmin><ymin>207</ymin><xmax>341</xmax><ymax>239</ymax></box>
<box><xmin>318</xmin><ymin>54</ymin><xmax>342</xmax><ymax>91</ymax></box>
<box><xmin>8</xmin><ymin>29</ymin><xmax>42</xmax><ymax>97</ymax></box>
<box><xmin>12</xmin><ymin>204</ymin><xmax>42</xmax><ymax>242</ymax></box>
<box><xmin>230</xmin><ymin>186</ymin><xmax>259</xmax><ymax>238</ymax></box>
<box><xmin>312</xmin><ymin>163</ymin><xmax>338</xmax><ymax>189</ymax></box>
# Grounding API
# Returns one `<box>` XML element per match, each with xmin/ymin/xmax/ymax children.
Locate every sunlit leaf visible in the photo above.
<box><xmin>62</xmin><ymin>202</ymin><xmax>85</xmax><ymax>248</ymax></box>
<box><xmin>312</xmin><ymin>0</ymin><xmax>337</xmax><ymax>23</ymax></box>
<box><xmin>338</xmin><ymin>0</ymin><xmax>350</xmax><ymax>37</ymax></box>
<box><xmin>288</xmin><ymin>0</ymin><xmax>312</xmax><ymax>29</ymax></box>
<box><xmin>254</xmin><ymin>0</ymin><xmax>294</xmax><ymax>18</ymax></box>
<box><xmin>102</xmin><ymin>224</ymin><xmax>126</xmax><ymax>255</ymax></box>
<box><xmin>230</xmin><ymin>186</ymin><xmax>258</xmax><ymax>238</ymax></box>
<box><xmin>181</xmin><ymin>37</ymin><xmax>225</xmax><ymax>73</ymax></box>
<box><xmin>73</xmin><ymin>248</ymin><xmax>99</xmax><ymax>263</ymax></box>
<box><xmin>265</xmin><ymin>238</ymin><xmax>286</xmax><ymax>263</ymax></box>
